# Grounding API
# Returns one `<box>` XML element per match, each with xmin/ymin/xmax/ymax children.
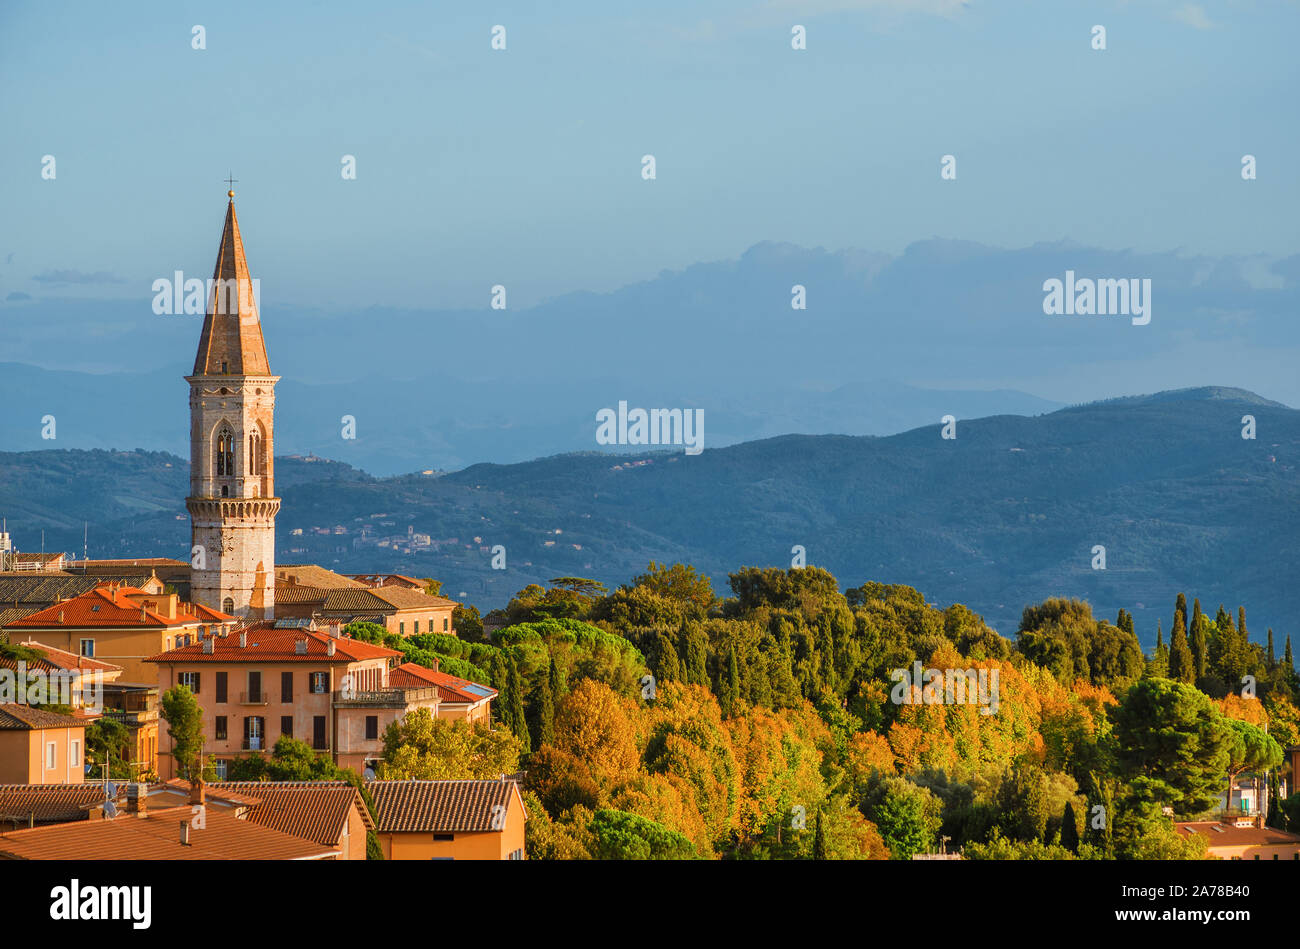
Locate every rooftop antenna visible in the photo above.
<box><xmin>84</xmin><ymin>522</ymin><xmax>88</xmax><ymax>563</ymax></box>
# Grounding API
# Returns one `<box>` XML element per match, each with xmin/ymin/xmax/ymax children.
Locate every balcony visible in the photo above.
<box><xmin>238</xmin><ymin>692</ymin><xmax>269</xmax><ymax>706</ymax></box>
<box><xmin>101</xmin><ymin>708</ymin><xmax>159</xmax><ymax>728</ymax></box>
<box><xmin>241</xmin><ymin>737</ymin><xmax>265</xmax><ymax>751</ymax></box>
<box><xmin>333</xmin><ymin>686</ymin><xmax>439</xmax><ymax>709</ymax></box>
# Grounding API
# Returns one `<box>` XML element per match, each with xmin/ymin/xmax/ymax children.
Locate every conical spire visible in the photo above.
<box><xmin>192</xmin><ymin>193</ymin><xmax>271</xmax><ymax>375</ymax></box>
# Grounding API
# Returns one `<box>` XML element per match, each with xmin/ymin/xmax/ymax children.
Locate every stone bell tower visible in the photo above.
<box><xmin>186</xmin><ymin>189</ymin><xmax>279</xmax><ymax>619</ymax></box>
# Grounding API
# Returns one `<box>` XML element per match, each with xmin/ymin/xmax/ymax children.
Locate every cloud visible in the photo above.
<box><xmin>5</xmin><ymin>291</ymin><xmax>33</xmax><ymax>302</ymax></box>
<box><xmin>1172</xmin><ymin>4</ymin><xmax>1216</xmax><ymax>29</ymax></box>
<box><xmin>31</xmin><ymin>269</ymin><xmax>124</xmax><ymax>286</ymax></box>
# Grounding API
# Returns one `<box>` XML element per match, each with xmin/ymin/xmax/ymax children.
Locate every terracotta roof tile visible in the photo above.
<box><xmin>1175</xmin><ymin>821</ymin><xmax>1300</xmax><ymax>847</ymax></box>
<box><xmin>366</xmin><ymin>779</ymin><xmax>522</xmax><ymax>833</ymax></box>
<box><xmin>390</xmin><ymin>663</ymin><xmax>496</xmax><ymax>704</ymax></box>
<box><xmin>0</xmin><ymin>784</ymin><xmax>106</xmax><ymax>824</ymax></box>
<box><xmin>1</xmin><ymin>640</ymin><xmax>122</xmax><ymax>675</ymax></box>
<box><xmin>0</xmin><ymin>704</ymin><xmax>85</xmax><ymax>730</ymax></box>
<box><xmin>6</xmin><ymin>584</ymin><xmax>231</xmax><ymax>630</ymax></box>
<box><xmin>146</xmin><ymin>628</ymin><xmax>399</xmax><ymax>664</ymax></box>
<box><xmin>0</xmin><ymin>808</ymin><xmax>337</xmax><ymax>860</ymax></box>
<box><xmin>211</xmin><ymin>781</ymin><xmax>374</xmax><ymax>842</ymax></box>
<box><xmin>275</xmin><ymin>565</ymin><xmax>368</xmax><ymax>590</ymax></box>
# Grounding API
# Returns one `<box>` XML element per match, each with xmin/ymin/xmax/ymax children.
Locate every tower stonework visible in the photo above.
<box><xmin>186</xmin><ymin>193</ymin><xmax>278</xmax><ymax>620</ymax></box>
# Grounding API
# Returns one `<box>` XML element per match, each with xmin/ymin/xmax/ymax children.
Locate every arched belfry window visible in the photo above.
<box><xmin>222</xmin><ymin>597</ymin><xmax>234</xmax><ymax>615</ymax></box>
<box><xmin>248</xmin><ymin>430</ymin><xmax>261</xmax><ymax>476</ymax></box>
<box><xmin>216</xmin><ymin>427</ymin><xmax>235</xmax><ymax>477</ymax></box>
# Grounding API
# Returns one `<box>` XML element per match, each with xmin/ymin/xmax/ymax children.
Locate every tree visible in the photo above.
<box><xmin>862</xmin><ymin>776</ymin><xmax>941</xmax><ymax>860</ymax></box>
<box><xmin>812</xmin><ymin>809</ymin><xmax>828</xmax><ymax>860</ymax></box>
<box><xmin>1168</xmin><ymin>616</ymin><xmax>1195</xmax><ymax>684</ymax></box>
<box><xmin>453</xmin><ymin>603</ymin><xmax>484</xmax><ymax>642</ymax></box>
<box><xmin>720</xmin><ymin>645</ymin><xmax>740</xmax><ymax>718</ymax></box>
<box><xmin>506</xmin><ymin>653</ymin><xmax>530</xmax><ymax>748</ymax></box>
<box><xmin>532</xmin><ymin>657</ymin><xmax>556</xmax><ymax>752</ymax></box>
<box><xmin>1060</xmin><ymin>799</ymin><xmax>1080</xmax><ymax>852</ymax></box>
<box><xmin>421</xmin><ymin>578</ymin><xmax>443</xmax><ymax>597</ymax></box>
<box><xmin>654</xmin><ymin>632</ymin><xmax>682</xmax><ymax>684</ymax></box>
<box><xmin>588</xmin><ymin>808</ymin><xmax>697</xmax><ymax>860</ymax></box>
<box><xmin>1221</xmin><ymin>718</ymin><xmax>1283</xmax><ymax>815</ymax></box>
<box><xmin>160</xmin><ymin>684</ymin><xmax>213</xmax><ymax>782</ymax></box>
<box><xmin>1189</xmin><ymin>607</ymin><xmax>1209</xmax><ymax>682</ymax></box>
<box><xmin>84</xmin><ymin>718</ymin><xmax>133</xmax><ymax>780</ymax></box>
<box><xmin>553</xmin><ymin>679</ymin><xmax>640</xmax><ymax>784</ymax></box>
<box><xmin>1148</xmin><ymin>621</ymin><xmax>1169</xmax><ymax>678</ymax></box>
<box><xmin>1113</xmin><ymin>678</ymin><xmax>1232</xmax><ymax>817</ymax></box>
<box><xmin>378</xmin><ymin>708</ymin><xmax>522</xmax><ymax>779</ymax></box>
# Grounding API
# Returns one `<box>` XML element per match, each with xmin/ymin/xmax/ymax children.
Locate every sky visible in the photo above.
<box><xmin>2</xmin><ymin>0</ymin><xmax>1297</xmax><ymax>312</ymax></box>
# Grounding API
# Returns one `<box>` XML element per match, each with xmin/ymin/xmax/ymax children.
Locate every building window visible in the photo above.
<box><xmin>312</xmin><ymin>716</ymin><xmax>327</xmax><ymax>750</ymax></box>
<box><xmin>443</xmin><ymin>618</ymin><xmax>449</xmax><ymax>632</ymax></box>
<box><xmin>509</xmin><ymin>848</ymin><xmax>523</xmax><ymax>860</ymax></box>
<box><xmin>213</xmin><ymin>759</ymin><xmax>228</xmax><ymax>780</ymax></box>
<box><xmin>247</xmin><ymin>670</ymin><xmax>262</xmax><ymax>703</ymax></box>
<box><xmin>222</xmin><ymin>597</ymin><xmax>234</xmax><ymax>615</ymax></box>
<box><xmin>365</xmin><ymin>716</ymin><xmax>378</xmax><ymax>740</ymax></box>
<box><xmin>216</xmin><ymin>671</ymin><xmax>228</xmax><ymax>703</ymax></box>
<box><xmin>433</xmin><ymin>833</ymin><xmax>454</xmax><ymax>842</ymax></box>
<box><xmin>248</xmin><ymin>432</ymin><xmax>260</xmax><ymax>476</ymax></box>
<box><xmin>215</xmin><ymin>716</ymin><xmax>228</xmax><ymax>740</ymax></box>
<box><xmin>281</xmin><ymin>715</ymin><xmax>293</xmax><ymax>737</ymax></box>
<box><xmin>69</xmin><ymin>739</ymin><xmax>81</xmax><ymax>768</ymax></box>
<box><xmin>244</xmin><ymin>716</ymin><xmax>264</xmax><ymax>750</ymax></box>
<box><xmin>79</xmin><ymin>639</ymin><xmax>95</xmax><ymax>658</ymax></box>
<box><xmin>216</xmin><ymin>427</ymin><xmax>235</xmax><ymax>477</ymax></box>
<box><xmin>414</xmin><ymin>621</ymin><xmax>419</xmax><ymax>634</ymax></box>
<box><xmin>281</xmin><ymin>671</ymin><xmax>293</xmax><ymax>702</ymax></box>
<box><xmin>45</xmin><ymin>742</ymin><xmax>56</xmax><ymax>770</ymax></box>
<box><xmin>399</xmin><ymin>622</ymin><xmax>405</xmax><ymax>635</ymax></box>
<box><xmin>310</xmin><ymin>672</ymin><xmax>328</xmax><ymax>694</ymax></box>
<box><xmin>179</xmin><ymin>671</ymin><xmax>201</xmax><ymax>694</ymax></box>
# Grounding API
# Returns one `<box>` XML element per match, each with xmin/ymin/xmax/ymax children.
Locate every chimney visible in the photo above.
<box><xmin>179</xmin><ymin>821</ymin><xmax>191</xmax><ymax>846</ymax></box>
<box><xmin>327</xmin><ymin>639</ymin><xmax>336</xmax><ymax>656</ymax></box>
<box><xmin>239</xmin><ymin>630</ymin><xmax>247</xmax><ymax>647</ymax></box>
<box><xmin>140</xmin><ymin>606</ymin><xmax>147</xmax><ymax>623</ymax></box>
<box><xmin>295</xmin><ymin>638</ymin><xmax>308</xmax><ymax>655</ymax></box>
<box><xmin>57</xmin><ymin>610</ymin><xmax>64</xmax><ymax>624</ymax></box>
<box><xmin>202</xmin><ymin>637</ymin><xmax>214</xmax><ymax>654</ymax></box>
<box><xmin>126</xmin><ymin>782</ymin><xmax>148</xmax><ymax>815</ymax></box>
<box><xmin>190</xmin><ymin>776</ymin><xmax>205</xmax><ymax>807</ymax></box>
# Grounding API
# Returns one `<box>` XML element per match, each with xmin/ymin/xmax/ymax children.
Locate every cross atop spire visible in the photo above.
<box><xmin>224</xmin><ymin>172</ymin><xmax>237</xmax><ymax>197</ymax></box>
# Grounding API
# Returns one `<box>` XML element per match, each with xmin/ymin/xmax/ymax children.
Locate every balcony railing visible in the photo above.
<box><xmin>333</xmin><ymin>686</ymin><xmax>439</xmax><ymax>708</ymax></box>
<box><xmin>101</xmin><ymin>708</ymin><xmax>159</xmax><ymax>727</ymax></box>
<box><xmin>241</xmin><ymin>737</ymin><xmax>265</xmax><ymax>751</ymax></box>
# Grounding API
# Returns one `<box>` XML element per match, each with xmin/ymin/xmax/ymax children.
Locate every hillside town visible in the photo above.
<box><xmin>0</xmin><ymin>193</ymin><xmax>520</xmax><ymax>860</ymax></box>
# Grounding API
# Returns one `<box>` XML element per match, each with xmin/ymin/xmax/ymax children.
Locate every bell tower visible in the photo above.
<box><xmin>186</xmin><ymin>189</ymin><xmax>279</xmax><ymax>619</ymax></box>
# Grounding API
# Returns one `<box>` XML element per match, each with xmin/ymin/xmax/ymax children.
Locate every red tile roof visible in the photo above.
<box><xmin>6</xmin><ymin>584</ymin><xmax>231</xmax><ymax>630</ymax></box>
<box><xmin>390</xmin><ymin>663</ymin><xmax>496</xmax><ymax>704</ymax></box>
<box><xmin>0</xmin><ymin>704</ymin><xmax>85</xmax><ymax>730</ymax></box>
<box><xmin>145</xmin><ymin>628</ymin><xmax>399</xmax><ymax>664</ymax></box>
<box><xmin>366</xmin><ymin>779</ymin><xmax>524</xmax><ymax>833</ymax></box>
<box><xmin>1</xmin><ymin>640</ymin><xmax>122</xmax><ymax>675</ymax></box>
<box><xmin>1175</xmin><ymin>821</ymin><xmax>1300</xmax><ymax>848</ymax></box>
<box><xmin>212</xmin><ymin>781</ymin><xmax>375</xmax><ymax>841</ymax></box>
<box><xmin>0</xmin><ymin>808</ymin><xmax>338</xmax><ymax>859</ymax></box>
<box><xmin>0</xmin><ymin>784</ymin><xmax>107</xmax><ymax>824</ymax></box>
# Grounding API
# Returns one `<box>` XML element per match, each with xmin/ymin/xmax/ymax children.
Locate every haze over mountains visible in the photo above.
<box><xmin>2</xmin><ymin>386</ymin><xmax>1294</xmax><ymax>647</ymax></box>
<box><xmin>4</xmin><ymin>237</ymin><xmax>1298</xmax><ymax>473</ymax></box>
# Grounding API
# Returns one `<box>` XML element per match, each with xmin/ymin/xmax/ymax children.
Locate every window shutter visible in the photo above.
<box><xmin>281</xmin><ymin>671</ymin><xmax>293</xmax><ymax>702</ymax></box>
<box><xmin>248</xmin><ymin>670</ymin><xmax>261</xmax><ymax>702</ymax></box>
<box><xmin>243</xmin><ymin>716</ymin><xmax>251</xmax><ymax>746</ymax></box>
<box><xmin>216</xmin><ymin>671</ymin><xmax>227</xmax><ymax>703</ymax></box>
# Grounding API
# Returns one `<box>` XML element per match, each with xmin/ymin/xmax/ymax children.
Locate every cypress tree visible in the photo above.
<box><xmin>1237</xmin><ymin>606</ymin><xmax>1248</xmax><ymax>645</ymax></box>
<box><xmin>813</xmin><ymin>809</ymin><xmax>828</xmax><ymax>860</ymax></box>
<box><xmin>506</xmin><ymin>654</ymin><xmax>529</xmax><ymax>748</ymax></box>
<box><xmin>533</xmin><ymin>657</ymin><xmax>556</xmax><ymax>751</ymax></box>
<box><xmin>489</xmin><ymin>653</ymin><xmax>510</xmax><ymax>729</ymax></box>
<box><xmin>1150</xmin><ymin>621</ymin><xmax>1169</xmax><ymax>678</ymax></box>
<box><xmin>549</xmin><ymin>649</ymin><xmax>568</xmax><ymax>700</ymax></box>
<box><xmin>1268</xmin><ymin>628</ymin><xmax>1276</xmax><ymax>667</ymax></box>
<box><xmin>682</xmin><ymin>625</ymin><xmax>708</xmax><ymax>689</ymax></box>
<box><xmin>655</xmin><ymin>632</ymin><xmax>682</xmax><ymax>683</ymax></box>
<box><xmin>723</xmin><ymin>644</ymin><xmax>740</xmax><ymax>716</ymax></box>
<box><xmin>1190</xmin><ymin>598</ymin><xmax>1203</xmax><ymax>638</ymax></box>
<box><xmin>1285</xmin><ymin>635</ymin><xmax>1295</xmax><ymax>673</ymax></box>
<box><xmin>1174</xmin><ymin>594</ymin><xmax>1188</xmax><ymax>636</ymax></box>
<box><xmin>1169</xmin><ymin>618</ymin><xmax>1195</xmax><ymax>684</ymax></box>
<box><xmin>1190</xmin><ymin>612</ymin><xmax>1208</xmax><ymax>681</ymax></box>
<box><xmin>1061</xmin><ymin>800</ymin><xmax>1080</xmax><ymax>853</ymax></box>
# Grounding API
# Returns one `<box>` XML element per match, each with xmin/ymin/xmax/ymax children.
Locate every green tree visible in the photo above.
<box><xmin>378</xmin><ymin>708</ymin><xmax>523</xmax><ymax>779</ymax></box>
<box><xmin>588</xmin><ymin>808</ymin><xmax>697</xmax><ymax>860</ymax></box>
<box><xmin>1113</xmin><ymin>678</ymin><xmax>1232</xmax><ymax>817</ymax></box>
<box><xmin>532</xmin><ymin>657</ymin><xmax>556</xmax><ymax>752</ymax></box>
<box><xmin>506</xmin><ymin>653</ymin><xmax>530</xmax><ymax>748</ymax></box>
<box><xmin>160</xmin><ymin>684</ymin><xmax>213</xmax><ymax>782</ymax></box>
<box><xmin>1168</xmin><ymin>616</ymin><xmax>1195</xmax><ymax>684</ymax></box>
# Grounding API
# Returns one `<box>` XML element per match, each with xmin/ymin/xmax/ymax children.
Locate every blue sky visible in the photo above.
<box><xmin>2</xmin><ymin>0</ymin><xmax>1296</xmax><ymax>311</ymax></box>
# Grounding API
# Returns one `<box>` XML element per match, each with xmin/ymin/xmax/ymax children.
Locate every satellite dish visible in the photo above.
<box><xmin>103</xmin><ymin>801</ymin><xmax>118</xmax><ymax>818</ymax></box>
